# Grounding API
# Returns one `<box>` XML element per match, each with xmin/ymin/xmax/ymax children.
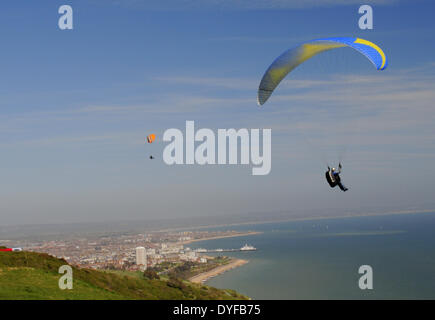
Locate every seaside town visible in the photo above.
<box><xmin>0</xmin><ymin>229</ymin><xmax>259</xmax><ymax>282</ymax></box>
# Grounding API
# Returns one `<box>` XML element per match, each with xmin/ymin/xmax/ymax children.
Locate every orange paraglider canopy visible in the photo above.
<box><xmin>147</xmin><ymin>134</ymin><xmax>156</xmax><ymax>143</ymax></box>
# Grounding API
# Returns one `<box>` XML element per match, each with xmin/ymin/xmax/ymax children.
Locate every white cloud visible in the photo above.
<box><xmin>1</xmin><ymin>64</ymin><xmax>434</xmax><ymax>163</ymax></box>
<box><xmin>155</xmin><ymin>76</ymin><xmax>257</xmax><ymax>90</ymax></box>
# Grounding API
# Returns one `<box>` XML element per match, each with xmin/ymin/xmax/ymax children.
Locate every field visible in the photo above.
<box><xmin>0</xmin><ymin>251</ymin><xmax>248</xmax><ymax>300</ymax></box>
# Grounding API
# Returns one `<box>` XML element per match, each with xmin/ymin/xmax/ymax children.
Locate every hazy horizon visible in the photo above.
<box><xmin>2</xmin><ymin>207</ymin><xmax>434</xmax><ymax>241</ymax></box>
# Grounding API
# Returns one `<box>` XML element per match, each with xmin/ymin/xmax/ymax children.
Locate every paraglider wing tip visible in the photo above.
<box><xmin>257</xmin><ymin>87</ymin><xmax>273</xmax><ymax>106</ymax></box>
<box><xmin>257</xmin><ymin>93</ymin><xmax>266</xmax><ymax>106</ymax></box>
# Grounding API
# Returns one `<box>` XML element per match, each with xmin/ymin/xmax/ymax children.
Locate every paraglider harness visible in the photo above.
<box><xmin>325</xmin><ymin>164</ymin><xmax>348</xmax><ymax>191</ymax></box>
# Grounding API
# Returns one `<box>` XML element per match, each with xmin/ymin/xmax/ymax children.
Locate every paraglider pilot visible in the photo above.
<box><xmin>325</xmin><ymin>163</ymin><xmax>348</xmax><ymax>192</ymax></box>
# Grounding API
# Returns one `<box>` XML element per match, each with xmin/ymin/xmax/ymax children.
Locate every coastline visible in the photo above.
<box><xmin>159</xmin><ymin>209</ymin><xmax>435</xmax><ymax>233</ymax></box>
<box><xmin>189</xmin><ymin>258</ymin><xmax>248</xmax><ymax>284</ymax></box>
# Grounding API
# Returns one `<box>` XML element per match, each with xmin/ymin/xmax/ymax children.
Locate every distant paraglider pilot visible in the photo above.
<box><xmin>325</xmin><ymin>163</ymin><xmax>348</xmax><ymax>192</ymax></box>
<box><xmin>146</xmin><ymin>134</ymin><xmax>156</xmax><ymax>160</ymax></box>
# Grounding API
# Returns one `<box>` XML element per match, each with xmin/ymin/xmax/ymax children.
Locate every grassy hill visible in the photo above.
<box><xmin>0</xmin><ymin>251</ymin><xmax>248</xmax><ymax>300</ymax></box>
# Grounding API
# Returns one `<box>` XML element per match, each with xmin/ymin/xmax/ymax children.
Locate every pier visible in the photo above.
<box><xmin>194</xmin><ymin>244</ymin><xmax>256</xmax><ymax>253</ymax></box>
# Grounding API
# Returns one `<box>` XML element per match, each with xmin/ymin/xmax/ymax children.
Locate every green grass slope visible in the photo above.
<box><xmin>0</xmin><ymin>251</ymin><xmax>248</xmax><ymax>300</ymax></box>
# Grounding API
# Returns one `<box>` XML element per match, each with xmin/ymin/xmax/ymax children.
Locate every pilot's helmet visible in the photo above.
<box><xmin>332</xmin><ymin>168</ymin><xmax>336</xmax><ymax>171</ymax></box>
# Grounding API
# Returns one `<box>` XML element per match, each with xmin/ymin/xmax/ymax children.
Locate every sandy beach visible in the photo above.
<box><xmin>189</xmin><ymin>258</ymin><xmax>248</xmax><ymax>284</ymax></box>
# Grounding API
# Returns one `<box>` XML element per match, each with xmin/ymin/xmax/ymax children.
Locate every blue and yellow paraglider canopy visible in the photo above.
<box><xmin>257</xmin><ymin>37</ymin><xmax>388</xmax><ymax>106</ymax></box>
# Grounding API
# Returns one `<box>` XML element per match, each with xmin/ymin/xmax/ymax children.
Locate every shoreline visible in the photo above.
<box><xmin>159</xmin><ymin>209</ymin><xmax>435</xmax><ymax>233</ymax></box>
<box><xmin>189</xmin><ymin>258</ymin><xmax>248</xmax><ymax>284</ymax></box>
<box><xmin>179</xmin><ymin>231</ymin><xmax>262</xmax><ymax>245</ymax></box>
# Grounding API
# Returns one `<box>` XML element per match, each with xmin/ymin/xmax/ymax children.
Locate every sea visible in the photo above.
<box><xmin>187</xmin><ymin>212</ymin><xmax>435</xmax><ymax>299</ymax></box>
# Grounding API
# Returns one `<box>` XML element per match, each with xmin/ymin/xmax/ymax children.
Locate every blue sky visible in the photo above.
<box><xmin>0</xmin><ymin>0</ymin><xmax>434</xmax><ymax>225</ymax></box>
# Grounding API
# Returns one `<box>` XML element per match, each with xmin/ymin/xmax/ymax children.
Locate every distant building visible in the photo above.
<box><xmin>135</xmin><ymin>247</ymin><xmax>147</xmax><ymax>270</ymax></box>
